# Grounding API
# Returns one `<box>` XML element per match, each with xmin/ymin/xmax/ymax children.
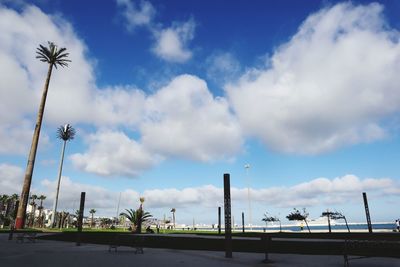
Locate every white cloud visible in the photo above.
<box><xmin>0</xmin><ymin>164</ymin><xmax>23</xmax><ymax>195</ymax></box>
<box><xmin>0</xmin><ymin>5</ymin><xmax>233</xmax><ymax>175</ymax></box>
<box><xmin>206</xmin><ymin>52</ymin><xmax>241</xmax><ymax>83</ymax></box>
<box><xmin>116</xmin><ymin>0</ymin><xmax>196</xmax><ymax>63</ymax></box>
<box><xmin>233</xmin><ymin>174</ymin><xmax>395</xmax><ymax>208</ymax></box>
<box><xmin>2</xmin><ymin>164</ymin><xmax>396</xmax><ymax>222</ymax></box>
<box><xmin>70</xmin><ymin>131</ymin><xmax>158</xmax><ymax>177</ymax></box>
<box><xmin>152</xmin><ymin>19</ymin><xmax>195</xmax><ymax>63</ymax></box>
<box><xmin>226</xmin><ymin>3</ymin><xmax>400</xmax><ymax>154</ymax></box>
<box><xmin>41</xmin><ymin>177</ymin><xmax>141</xmax><ymax>216</ymax></box>
<box><xmin>71</xmin><ymin>75</ymin><xmax>242</xmax><ymax>176</ymax></box>
<box><xmin>0</xmin><ymin>4</ymin><xmax>149</xmax><ymax>127</ymax></box>
<box><xmin>141</xmin><ymin>74</ymin><xmax>243</xmax><ymax>161</ymax></box>
<box><xmin>116</xmin><ymin>0</ymin><xmax>155</xmax><ymax>30</ymax></box>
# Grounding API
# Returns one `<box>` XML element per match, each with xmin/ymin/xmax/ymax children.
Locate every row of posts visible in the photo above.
<box><xmin>56</xmin><ymin>173</ymin><xmax>374</xmax><ymax>257</ymax></box>
<box><xmin>222</xmin><ymin>173</ymin><xmax>374</xmax><ymax>259</ymax></box>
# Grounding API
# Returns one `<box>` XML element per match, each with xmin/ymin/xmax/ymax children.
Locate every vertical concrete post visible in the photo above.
<box><xmin>362</xmin><ymin>192</ymin><xmax>373</xmax><ymax>233</ymax></box>
<box><xmin>224</xmin><ymin>173</ymin><xmax>232</xmax><ymax>258</ymax></box>
<box><xmin>218</xmin><ymin>206</ymin><xmax>221</xmax><ymax>235</ymax></box>
<box><xmin>76</xmin><ymin>192</ymin><xmax>86</xmax><ymax>246</ymax></box>
<box><xmin>242</xmin><ymin>212</ymin><xmax>245</xmax><ymax>233</ymax></box>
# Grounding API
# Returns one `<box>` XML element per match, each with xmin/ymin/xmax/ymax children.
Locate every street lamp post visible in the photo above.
<box><xmin>245</xmin><ymin>164</ymin><xmax>252</xmax><ymax>231</ymax></box>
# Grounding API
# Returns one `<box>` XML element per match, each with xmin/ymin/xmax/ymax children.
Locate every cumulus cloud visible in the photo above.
<box><xmin>0</xmin><ymin>4</ymin><xmax>235</xmax><ymax>176</ymax></box>
<box><xmin>226</xmin><ymin>2</ymin><xmax>400</xmax><ymax>154</ymax></box>
<box><xmin>152</xmin><ymin>19</ymin><xmax>196</xmax><ymax>63</ymax></box>
<box><xmin>116</xmin><ymin>0</ymin><xmax>155</xmax><ymax>30</ymax></box>
<box><xmin>0</xmin><ymin>5</ymin><xmax>147</xmax><ymax>154</ymax></box>
<box><xmin>0</xmin><ymin>164</ymin><xmax>23</xmax><ymax>195</ymax></box>
<box><xmin>39</xmin><ymin>174</ymin><xmax>400</xmax><ymax>220</ymax></box>
<box><xmin>116</xmin><ymin>0</ymin><xmax>196</xmax><ymax>63</ymax></box>
<box><xmin>2</xmin><ymin>163</ymin><xmax>396</xmax><ymax>222</ymax></box>
<box><xmin>40</xmin><ymin>177</ymin><xmax>140</xmax><ymax>215</ymax></box>
<box><xmin>206</xmin><ymin>52</ymin><xmax>241</xmax><ymax>83</ymax></box>
<box><xmin>141</xmin><ymin>74</ymin><xmax>243</xmax><ymax>161</ymax></box>
<box><xmin>70</xmin><ymin>75</ymin><xmax>242</xmax><ymax>175</ymax></box>
<box><xmin>70</xmin><ymin>131</ymin><xmax>158</xmax><ymax>177</ymax></box>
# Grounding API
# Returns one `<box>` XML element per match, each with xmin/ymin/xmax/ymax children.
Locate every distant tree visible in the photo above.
<box><xmin>37</xmin><ymin>195</ymin><xmax>46</xmax><ymax>227</ymax></box>
<box><xmin>100</xmin><ymin>218</ymin><xmax>112</xmax><ymax>228</ymax></box>
<box><xmin>29</xmin><ymin>195</ymin><xmax>38</xmax><ymax>227</ymax></box>
<box><xmin>287</xmin><ymin>208</ymin><xmax>311</xmax><ymax>233</ymax></box>
<box><xmin>89</xmin><ymin>209</ymin><xmax>96</xmax><ymax>228</ymax></box>
<box><xmin>262</xmin><ymin>212</ymin><xmax>281</xmax><ymax>231</ymax></box>
<box><xmin>330</xmin><ymin>211</ymin><xmax>350</xmax><ymax>233</ymax></box>
<box><xmin>0</xmin><ymin>194</ymin><xmax>8</xmax><ymax>213</ymax></box>
<box><xmin>321</xmin><ymin>210</ymin><xmax>335</xmax><ymax>233</ymax></box>
<box><xmin>0</xmin><ymin>195</ymin><xmax>9</xmax><ymax>227</ymax></box>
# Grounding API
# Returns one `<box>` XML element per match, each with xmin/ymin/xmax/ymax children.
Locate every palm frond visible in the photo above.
<box><xmin>57</xmin><ymin>124</ymin><xmax>76</xmax><ymax>141</ymax></box>
<box><xmin>36</xmin><ymin>41</ymin><xmax>71</xmax><ymax>68</ymax></box>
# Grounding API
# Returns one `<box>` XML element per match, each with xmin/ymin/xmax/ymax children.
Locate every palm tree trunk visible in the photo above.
<box><xmin>344</xmin><ymin>217</ymin><xmax>350</xmax><ymax>233</ymax></box>
<box><xmin>38</xmin><ymin>199</ymin><xmax>43</xmax><ymax>227</ymax></box>
<box><xmin>50</xmin><ymin>140</ymin><xmax>66</xmax><ymax>227</ymax></box>
<box><xmin>304</xmin><ymin>219</ymin><xmax>311</xmax><ymax>233</ymax></box>
<box><xmin>327</xmin><ymin>214</ymin><xmax>331</xmax><ymax>233</ymax></box>
<box><xmin>15</xmin><ymin>63</ymin><xmax>54</xmax><ymax>229</ymax></box>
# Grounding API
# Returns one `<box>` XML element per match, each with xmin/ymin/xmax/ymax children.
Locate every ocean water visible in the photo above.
<box><xmin>248</xmin><ymin>223</ymin><xmax>396</xmax><ymax>232</ymax></box>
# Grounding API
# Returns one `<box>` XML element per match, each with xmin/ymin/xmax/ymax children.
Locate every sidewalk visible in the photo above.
<box><xmin>1</xmin><ymin>234</ymin><xmax>399</xmax><ymax>266</ymax></box>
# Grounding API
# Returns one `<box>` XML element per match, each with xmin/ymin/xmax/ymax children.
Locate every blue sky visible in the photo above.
<box><xmin>1</xmin><ymin>0</ymin><xmax>400</xmax><ymax>225</ymax></box>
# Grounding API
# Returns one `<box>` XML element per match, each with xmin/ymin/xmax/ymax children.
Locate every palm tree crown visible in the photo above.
<box><xmin>36</xmin><ymin>42</ymin><xmax>71</xmax><ymax>69</ymax></box>
<box><xmin>120</xmin><ymin>209</ymin><xmax>152</xmax><ymax>226</ymax></box>
<box><xmin>57</xmin><ymin>124</ymin><xmax>75</xmax><ymax>141</ymax></box>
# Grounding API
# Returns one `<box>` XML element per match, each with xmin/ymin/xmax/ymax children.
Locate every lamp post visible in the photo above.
<box><xmin>245</xmin><ymin>164</ymin><xmax>252</xmax><ymax>231</ymax></box>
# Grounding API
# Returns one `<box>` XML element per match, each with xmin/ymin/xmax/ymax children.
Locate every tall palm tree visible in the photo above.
<box><xmin>37</xmin><ymin>195</ymin><xmax>46</xmax><ymax>227</ymax></box>
<box><xmin>89</xmin><ymin>209</ymin><xmax>96</xmax><ymax>228</ymax></box>
<box><xmin>16</xmin><ymin>42</ymin><xmax>71</xmax><ymax>229</ymax></box>
<box><xmin>170</xmin><ymin>208</ymin><xmax>176</xmax><ymax>229</ymax></box>
<box><xmin>50</xmin><ymin>124</ymin><xmax>75</xmax><ymax>227</ymax></box>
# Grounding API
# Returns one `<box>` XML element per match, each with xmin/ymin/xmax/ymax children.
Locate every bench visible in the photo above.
<box><xmin>16</xmin><ymin>232</ymin><xmax>37</xmax><ymax>243</ymax></box>
<box><xmin>108</xmin><ymin>234</ymin><xmax>144</xmax><ymax>254</ymax></box>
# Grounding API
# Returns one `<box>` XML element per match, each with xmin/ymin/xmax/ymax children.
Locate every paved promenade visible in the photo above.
<box><xmin>1</xmin><ymin>234</ymin><xmax>399</xmax><ymax>267</ymax></box>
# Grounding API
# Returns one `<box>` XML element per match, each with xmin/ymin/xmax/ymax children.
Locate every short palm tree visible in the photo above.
<box><xmin>287</xmin><ymin>208</ymin><xmax>311</xmax><ymax>233</ymax></box>
<box><xmin>89</xmin><ymin>209</ymin><xmax>96</xmax><ymax>228</ymax></box>
<box><xmin>16</xmin><ymin>42</ymin><xmax>71</xmax><ymax>229</ymax></box>
<box><xmin>50</xmin><ymin>124</ymin><xmax>75</xmax><ymax>227</ymax></box>
<box><xmin>120</xmin><ymin>208</ymin><xmax>152</xmax><ymax>233</ymax></box>
<box><xmin>262</xmin><ymin>212</ymin><xmax>281</xmax><ymax>231</ymax></box>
